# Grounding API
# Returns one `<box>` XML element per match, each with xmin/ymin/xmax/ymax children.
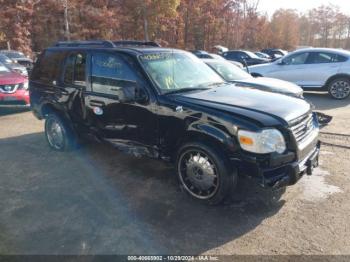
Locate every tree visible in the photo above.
<box><xmin>270</xmin><ymin>9</ymin><xmax>300</xmax><ymax>50</ymax></box>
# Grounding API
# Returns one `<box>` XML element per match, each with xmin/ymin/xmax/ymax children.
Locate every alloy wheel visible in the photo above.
<box><xmin>330</xmin><ymin>80</ymin><xmax>350</xmax><ymax>99</ymax></box>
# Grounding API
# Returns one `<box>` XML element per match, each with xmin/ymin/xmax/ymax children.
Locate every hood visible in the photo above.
<box><xmin>0</xmin><ymin>71</ymin><xmax>27</xmax><ymax>85</ymax></box>
<box><xmin>248</xmin><ymin>62</ymin><xmax>274</xmax><ymax>70</ymax></box>
<box><xmin>234</xmin><ymin>77</ymin><xmax>303</xmax><ymax>97</ymax></box>
<box><xmin>173</xmin><ymin>84</ymin><xmax>310</xmax><ymax>123</ymax></box>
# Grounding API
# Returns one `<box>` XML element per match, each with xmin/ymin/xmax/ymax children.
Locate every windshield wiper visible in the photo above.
<box><xmin>164</xmin><ymin>87</ymin><xmax>210</xmax><ymax>95</ymax></box>
<box><xmin>205</xmin><ymin>81</ymin><xmax>226</xmax><ymax>87</ymax></box>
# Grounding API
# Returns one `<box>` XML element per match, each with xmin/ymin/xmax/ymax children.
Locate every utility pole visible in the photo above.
<box><xmin>63</xmin><ymin>0</ymin><xmax>71</xmax><ymax>41</ymax></box>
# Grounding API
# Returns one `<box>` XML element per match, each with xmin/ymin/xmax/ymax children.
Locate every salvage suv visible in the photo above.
<box><xmin>30</xmin><ymin>41</ymin><xmax>320</xmax><ymax>204</ymax></box>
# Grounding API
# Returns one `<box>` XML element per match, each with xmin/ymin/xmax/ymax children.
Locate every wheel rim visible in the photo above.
<box><xmin>178</xmin><ymin>150</ymin><xmax>219</xmax><ymax>199</ymax></box>
<box><xmin>330</xmin><ymin>80</ymin><xmax>350</xmax><ymax>99</ymax></box>
<box><xmin>46</xmin><ymin>118</ymin><xmax>64</xmax><ymax>150</ymax></box>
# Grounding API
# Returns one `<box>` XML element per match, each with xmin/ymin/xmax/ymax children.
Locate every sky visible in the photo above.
<box><xmin>258</xmin><ymin>0</ymin><xmax>350</xmax><ymax>17</ymax></box>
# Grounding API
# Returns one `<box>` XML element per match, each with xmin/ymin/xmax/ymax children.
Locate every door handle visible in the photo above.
<box><xmin>89</xmin><ymin>100</ymin><xmax>105</xmax><ymax>107</ymax></box>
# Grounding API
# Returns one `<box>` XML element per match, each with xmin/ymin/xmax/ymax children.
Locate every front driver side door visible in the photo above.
<box><xmin>267</xmin><ymin>52</ymin><xmax>310</xmax><ymax>86</ymax></box>
<box><xmin>84</xmin><ymin>51</ymin><xmax>158</xmax><ymax>153</ymax></box>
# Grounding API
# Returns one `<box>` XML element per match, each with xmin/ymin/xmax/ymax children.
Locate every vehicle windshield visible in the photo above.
<box><xmin>139</xmin><ymin>52</ymin><xmax>224</xmax><ymax>94</ymax></box>
<box><xmin>245</xmin><ymin>51</ymin><xmax>260</xmax><ymax>59</ymax></box>
<box><xmin>0</xmin><ymin>54</ymin><xmax>13</xmax><ymax>64</ymax></box>
<box><xmin>206</xmin><ymin>60</ymin><xmax>252</xmax><ymax>81</ymax></box>
<box><xmin>2</xmin><ymin>51</ymin><xmax>26</xmax><ymax>59</ymax></box>
<box><xmin>0</xmin><ymin>63</ymin><xmax>10</xmax><ymax>73</ymax></box>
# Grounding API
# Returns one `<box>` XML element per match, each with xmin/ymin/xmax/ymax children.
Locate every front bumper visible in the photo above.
<box><xmin>0</xmin><ymin>90</ymin><xmax>30</xmax><ymax>105</ymax></box>
<box><xmin>233</xmin><ymin>141</ymin><xmax>321</xmax><ymax>188</ymax></box>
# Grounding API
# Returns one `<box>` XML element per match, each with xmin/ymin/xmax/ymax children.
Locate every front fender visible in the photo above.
<box><xmin>186</xmin><ymin>121</ymin><xmax>237</xmax><ymax>152</ymax></box>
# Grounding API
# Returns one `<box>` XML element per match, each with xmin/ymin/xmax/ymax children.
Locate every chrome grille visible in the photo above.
<box><xmin>289</xmin><ymin>113</ymin><xmax>315</xmax><ymax>143</ymax></box>
<box><xmin>0</xmin><ymin>84</ymin><xmax>19</xmax><ymax>94</ymax></box>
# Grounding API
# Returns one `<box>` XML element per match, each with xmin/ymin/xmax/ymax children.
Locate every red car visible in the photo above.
<box><xmin>0</xmin><ymin>63</ymin><xmax>29</xmax><ymax>106</ymax></box>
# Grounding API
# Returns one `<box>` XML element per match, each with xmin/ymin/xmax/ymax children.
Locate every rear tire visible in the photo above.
<box><xmin>327</xmin><ymin>78</ymin><xmax>350</xmax><ymax>100</ymax></box>
<box><xmin>176</xmin><ymin>142</ymin><xmax>237</xmax><ymax>205</ymax></box>
<box><xmin>44</xmin><ymin>113</ymin><xmax>76</xmax><ymax>151</ymax></box>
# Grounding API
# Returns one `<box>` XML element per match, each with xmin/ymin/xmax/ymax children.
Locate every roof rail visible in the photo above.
<box><xmin>54</xmin><ymin>40</ymin><xmax>116</xmax><ymax>48</ymax></box>
<box><xmin>113</xmin><ymin>40</ymin><xmax>161</xmax><ymax>47</ymax></box>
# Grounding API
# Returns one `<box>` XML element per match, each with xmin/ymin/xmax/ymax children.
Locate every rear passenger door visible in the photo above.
<box><xmin>85</xmin><ymin>51</ymin><xmax>158</xmax><ymax>150</ymax></box>
<box><xmin>304</xmin><ymin>52</ymin><xmax>345</xmax><ymax>87</ymax></box>
<box><xmin>61</xmin><ymin>52</ymin><xmax>88</xmax><ymax>125</ymax></box>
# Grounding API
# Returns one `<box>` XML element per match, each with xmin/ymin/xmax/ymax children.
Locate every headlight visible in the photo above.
<box><xmin>238</xmin><ymin>128</ymin><xmax>286</xmax><ymax>154</ymax></box>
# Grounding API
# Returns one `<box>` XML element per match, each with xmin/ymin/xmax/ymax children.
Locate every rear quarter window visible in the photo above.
<box><xmin>31</xmin><ymin>50</ymin><xmax>65</xmax><ymax>84</ymax></box>
<box><xmin>334</xmin><ymin>54</ymin><xmax>348</xmax><ymax>62</ymax></box>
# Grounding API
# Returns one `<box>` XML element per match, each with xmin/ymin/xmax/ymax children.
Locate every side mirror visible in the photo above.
<box><xmin>277</xmin><ymin>60</ymin><xmax>285</xmax><ymax>65</ymax></box>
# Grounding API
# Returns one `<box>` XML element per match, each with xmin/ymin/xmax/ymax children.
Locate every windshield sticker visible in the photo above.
<box><xmin>140</xmin><ymin>53</ymin><xmax>172</xmax><ymax>61</ymax></box>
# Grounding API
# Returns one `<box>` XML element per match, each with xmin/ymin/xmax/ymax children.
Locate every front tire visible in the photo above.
<box><xmin>176</xmin><ymin>142</ymin><xmax>237</xmax><ymax>205</ymax></box>
<box><xmin>45</xmin><ymin>113</ymin><xmax>76</xmax><ymax>151</ymax></box>
<box><xmin>328</xmin><ymin>78</ymin><xmax>350</xmax><ymax>100</ymax></box>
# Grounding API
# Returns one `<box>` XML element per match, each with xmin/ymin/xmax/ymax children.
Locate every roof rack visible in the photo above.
<box><xmin>113</xmin><ymin>41</ymin><xmax>161</xmax><ymax>47</ymax></box>
<box><xmin>54</xmin><ymin>40</ymin><xmax>116</xmax><ymax>48</ymax></box>
<box><xmin>53</xmin><ymin>40</ymin><xmax>161</xmax><ymax>48</ymax></box>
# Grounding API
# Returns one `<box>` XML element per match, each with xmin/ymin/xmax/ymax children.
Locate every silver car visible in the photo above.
<box><xmin>249</xmin><ymin>48</ymin><xmax>350</xmax><ymax>99</ymax></box>
<box><xmin>203</xmin><ymin>59</ymin><xmax>303</xmax><ymax>98</ymax></box>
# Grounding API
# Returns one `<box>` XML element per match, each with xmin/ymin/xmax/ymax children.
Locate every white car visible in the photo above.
<box><xmin>249</xmin><ymin>48</ymin><xmax>350</xmax><ymax>99</ymax></box>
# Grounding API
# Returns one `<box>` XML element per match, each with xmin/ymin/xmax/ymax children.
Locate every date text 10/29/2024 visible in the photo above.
<box><xmin>127</xmin><ymin>255</ymin><xmax>219</xmax><ymax>261</ymax></box>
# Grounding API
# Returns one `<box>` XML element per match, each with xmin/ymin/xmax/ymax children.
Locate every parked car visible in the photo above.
<box><xmin>0</xmin><ymin>62</ymin><xmax>30</xmax><ymax>106</ymax></box>
<box><xmin>195</xmin><ymin>52</ymin><xmax>244</xmax><ymax>68</ymax></box>
<box><xmin>191</xmin><ymin>50</ymin><xmax>224</xmax><ymax>60</ymax></box>
<box><xmin>30</xmin><ymin>40</ymin><xmax>320</xmax><ymax>204</ymax></box>
<box><xmin>249</xmin><ymin>48</ymin><xmax>350</xmax><ymax>99</ymax></box>
<box><xmin>255</xmin><ymin>52</ymin><xmax>271</xmax><ymax>60</ymax></box>
<box><xmin>261</xmin><ymin>48</ymin><xmax>288</xmax><ymax>59</ymax></box>
<box><xmin>213</xmin><ymin>45</ymin><xmax>228</xmax><ymax>54</ymax></box>
<box><xmin>0</xmin><ymin>54</ymin><xmax>28</xmax><ymax>76</ymax></box>
<box><xmin>222</xmin><ymin>50</ymin><xmax>270</xmax><ymax>66</ymax></box>
<box><xmin>0</xmin><ymin>50</ymin><xmax>33</xmax><ymax>72</ymax></box>
<box><xmin>203</xmin><ymin>59</ymin><xmax>303</xmax><ymax>98</ymax></box>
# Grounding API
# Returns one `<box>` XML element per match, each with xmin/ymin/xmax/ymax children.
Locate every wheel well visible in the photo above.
<box><xmin>173</xmin><ymin>131</ymin><xmax>233</xmax><ymax>161</ymax></box>
<box><xmin>325</xmin><ymin>74</ymin><xmax>350</xmax><ymax>88</ymax></box>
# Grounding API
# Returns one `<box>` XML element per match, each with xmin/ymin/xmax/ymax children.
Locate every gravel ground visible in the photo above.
<box><xmin>0</xmin><ymin>92</ymin><xmax>349</xmax><ymax>255</ymax></box>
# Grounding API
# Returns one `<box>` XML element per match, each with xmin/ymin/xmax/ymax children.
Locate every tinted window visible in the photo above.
<box><xmin>64</xmin><ymin>54</ymin><xmax>74</xmax><ymax>84</ymax></box>
<box><xmin>335</xmin><ymin>54</ymin><xmax>348</xmax><ymax>62</ymax></box>
<box><xmin>63</xmin><ymin>53</ymin><xmax>86</xmax><ymax>86</ymax></box>
<box><xmin>224</xmin><ymin>52</ymin><xmax>239</xmax><ymax>59</ymax></box>
<box><xmin>31</xmin><ymin>50</ymin><xmax>64</xmax><ymax>83</ymax></box>
<box><xmin>307</xmin><ymin>52</ymin><xmax>348</xmax><ymax>64</ymax></box>
<box><xmin>91</xmin><ymin>52</ymin><xmax>137</xmax><ymax>95</ymax></box>
<box><xmin>283</xmin><ymin>52</ymin><xmax>309</xmax><ymax>65</ymax></box>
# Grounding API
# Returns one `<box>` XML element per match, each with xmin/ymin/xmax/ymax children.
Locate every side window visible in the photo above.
<box><xmin>226</xmin><ymin>52</ymin><xmax>238</xmax><ymax>59</ymax></box>
<box><xmin>31</xmin><ymin>50</ymin><xmax>64</xmax><ymax>83</ymax></box>
<box><xmin>308</xmin><ymin>52</ymin><xmax>334</xmax><ymax>64</ymax></box>
<box><xmin>283</xmin><ymin>52</ymin><xmax>309</xmax><ymax>65</ymax></box>
<box><xmin>63</xmin><ymin>53</ymin><xmax>86</xmax><ymax>86</ymax></box>
<box><xmin>91</xmin><ymin>52</ymin><xmax>137</xmax><ymax>95</ymax></box>
<box><xmin>307</xmin><ymin>52</ymin><xmax>349</xmax><ymax>64</ymax></box>
<box><xmin>239</xmin><ymin>52</ymin><xmax>249</xmax><ymax>59</ymax></box>
<box><xmin>334</xmin><ymin>54</ymin><xmax>348</xmax><ymax>62</ymax></box>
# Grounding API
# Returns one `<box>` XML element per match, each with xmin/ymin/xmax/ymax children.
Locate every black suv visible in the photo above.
<box><xmin>30</xmin><ymin>41</ymin><xmax>320</xmax><ymax>204</ymax></box>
